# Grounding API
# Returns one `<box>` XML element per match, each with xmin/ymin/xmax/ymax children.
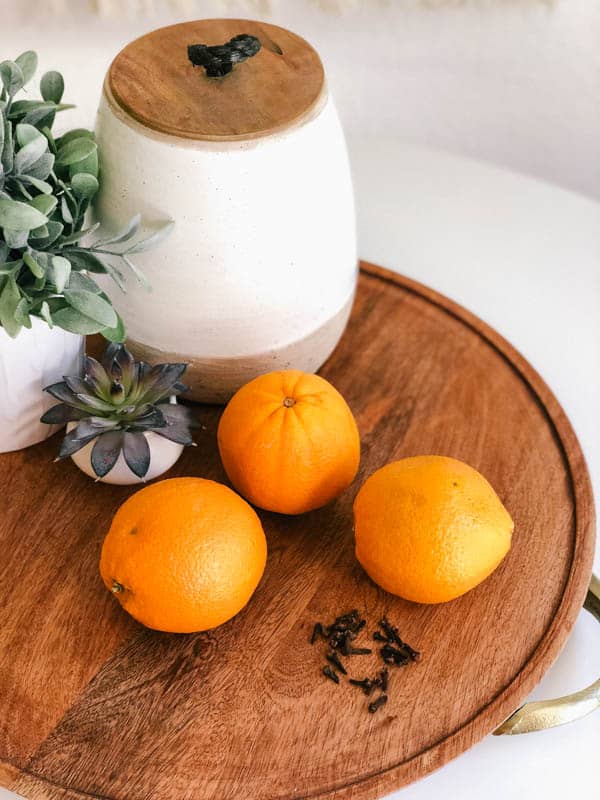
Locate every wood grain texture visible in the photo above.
<box><xmin>0</xmin><ymin>263</ymin><xmax>595</xmax><ymax>800</ymax></box>
<box><xmin>107</xmin><ymin>19</ymin><xmax>325</xmax><ymax>141</ymax></box>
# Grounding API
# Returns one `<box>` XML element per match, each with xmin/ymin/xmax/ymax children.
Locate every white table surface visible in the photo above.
<box><xmin>2</xmin><ymin>141</ymin><xmax>598</xmax><ymax>800</ymax></box>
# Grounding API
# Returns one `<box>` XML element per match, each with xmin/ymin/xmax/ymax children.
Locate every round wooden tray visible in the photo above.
<box><xmin>0</xmin><ymin>263</ymin><xmax>595</xmax><ymax>800</ymax></box>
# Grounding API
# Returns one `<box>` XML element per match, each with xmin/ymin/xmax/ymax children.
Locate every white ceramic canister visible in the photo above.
<box><xmin>94</xmin><ymin>19</ymin><xmax>357</xmax><ymax>403</ymax></box>
<box><xmin>0</xmin><ymin>318</ymin><xmax>83</xmax><ymax>453</ymax></box>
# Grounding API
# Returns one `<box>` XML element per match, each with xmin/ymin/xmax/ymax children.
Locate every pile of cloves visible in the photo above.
<box><xmin>311</xmin><ymin>610</ymin><xmax>420</xmax><ymax>714</ymax></box>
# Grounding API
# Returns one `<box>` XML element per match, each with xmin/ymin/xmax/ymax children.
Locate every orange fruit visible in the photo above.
<box><xmin>353</xmin><ymin>455</ymin><xmax>513</xmax><ymax>603</ymax></box>
<box><xmin>218</xmin><ymin>370</ymin><xmax>360</xmax><ymax>515</ymax></box>
<box><xmin>99</xmin><ymin>477</ymin><xmax>267</xmax><ymax>633</ymax></box>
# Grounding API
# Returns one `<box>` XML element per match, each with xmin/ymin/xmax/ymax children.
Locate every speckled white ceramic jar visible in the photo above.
<box><xmin>94</xmin><ymin>20</ymin><xmax>356</xmax><ymax>402</ymax></box>
<box><xmin>0</xmin><ymin>318</ymin><xmax>83</xmax><ymax>453</ymax></box>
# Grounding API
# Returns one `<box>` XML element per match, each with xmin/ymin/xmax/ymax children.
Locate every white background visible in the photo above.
<box><xmin>1</xmin><ymin>2</ymin><xmax>599</xmax><ymax>799</ymax></box>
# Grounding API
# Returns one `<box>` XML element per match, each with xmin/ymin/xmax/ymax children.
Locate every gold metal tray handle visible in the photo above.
<box><xmin>494</xmin><ymin>574</ymin><xmax>599</xmax><ymax>735</ymax></box>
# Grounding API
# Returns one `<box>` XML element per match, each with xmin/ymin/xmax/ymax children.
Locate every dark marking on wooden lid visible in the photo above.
<box><xmin>107</xmin><ymin>19</ymin><xmax>325</xmax><ymax>141</ymax></box>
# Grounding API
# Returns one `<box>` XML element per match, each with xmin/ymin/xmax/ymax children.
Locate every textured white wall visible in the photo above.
<box><xmin>1</xmin><ymin>0</ymin><xmax>599</xmax><ymax>198</ymax></box>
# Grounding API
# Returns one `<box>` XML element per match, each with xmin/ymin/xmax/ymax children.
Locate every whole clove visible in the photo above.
<box><xmin>380</xmin><ymin>668</ymin><xmax>389</xmax><ymax>691</ymax></box>
<box><xmin>380</xmin><ymin>643</ymin><xmax>410</xmax><ymax>666</ymax></box>
<box><xmin>349</xmin><ymin>677</ymin><xmax>377</xmax><ymax>696</ymax></box>
<box><xmin>310</xmin><ymin>622</ymin><xmax>324</xmax><ymax>644</ymax></box>
<box><xmin>368</xmin><ymin>694</ymin><xmax>388</xmax><ymax>714</ymax></box>
<box><xmin>326</xmin><ymin>651</ymin><xmax>347</xmax><ymax>675</ymax></box>
<box><xmin>322</xmin><ymin>665</ymin><xmax>340</xmax><ymax>684</ymax></box>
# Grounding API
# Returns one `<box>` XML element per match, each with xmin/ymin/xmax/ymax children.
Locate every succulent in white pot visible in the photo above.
<box><xmin>41</xmin><ymin>343</ymin><xmax>196</xmax><ymax>484</ymax></box>
<box><xmin>0</xmin><ymin>50</ymin><xmax>172</xmax><ymax>453</ymax></box>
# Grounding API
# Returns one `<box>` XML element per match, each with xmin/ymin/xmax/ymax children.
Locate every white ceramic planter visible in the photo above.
<box><xmin>0</xmin><ymin>318</ymin><xmax>83</xmax><ymax>453</ymax></box>
<box><xmin>94</xmin><ymin>20</ymin><xmax>357</xmax><ymax>403</ymax></box>
<box><xmin>67</xmin><ymin>422</ymin><xmax>184</xmax><ymax>485</ymax></box>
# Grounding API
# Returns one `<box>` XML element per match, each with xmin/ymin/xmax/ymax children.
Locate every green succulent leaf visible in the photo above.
<box><xmin>40</xmin><ymin>70</ymin><xmax>64</xmax><ymax>104</ymax></box>
<box><xmin>55</xmin><ymin>136</ymin><xmax>96</xmax><ymax>167</ymax></box>
<box><xmin>71</xmin><ymin>172</ymin><xmax>98</xmax><ymax>200</ymax></box>
<box><xmin>90</xmin><ymin>430</ymin><xmax>124</xmax><ymax>477</ymax></box>
<box><xmin>40</xmin><ymin>402</ymin><xmax>87</xmax><ymax>425</ymax></box>
<box><xmin>0</xmin><ymin>196</ymin><xmax>48</xmax><ymax>231</ymax></box>
<box><xmin>14</xmin><ymin>52</ymin><xmax>38</xmax><ymax>85</ymax></box>
<box><xmin>63</xmin><ymin>289</ymin><xmax>118</xmax><ymax>328</ymax></box>
<box><xmin>122</xmin><ymin>431</ymin><xmax>151</xmax><ymax>478</ymax></box>
<box><xmin>57</xmin><ymin>427</ymin><xmax>102</xmax><ymax>459</ymax></box>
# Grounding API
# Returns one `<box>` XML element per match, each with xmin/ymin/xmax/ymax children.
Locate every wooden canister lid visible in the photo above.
<box><xmin>107</xmin><ymin>19</ymin><xmax>325</xmax><ymax>141</ymax></box>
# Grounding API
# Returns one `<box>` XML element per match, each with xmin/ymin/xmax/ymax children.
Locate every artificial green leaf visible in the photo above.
<box><xmin>55</xmin><ymin>137</ymin><xmax>96</xmax><ymax>167</ymax></box>
<box><xmin>0</xmin><ymin>196</ymin><xmax>48</xmax><ymax>230</ymax></box>
<box><xmin>29</xmin><ymin>224</ymin><xmax>49</xmax><ymax>239</ymax></box>
<box><xmin>96</xmin><ymin>214</ymin><xmax>141</xmax><ymax>246</ymax></box>
<box><xmin>40</xmin><ymin>70</ymin><xmax>64</xmax><ymax>103</ymax></box>
<box><xmin>0</xmin><ymin>61</ymin><xmax>24</xmax><ymax>97</ymax></box>
<box><xmin>51</xmin><ymin>306</ymin><xmax>104</xmax><ymax>335</ymax></box>
<box><xmin>14</xmin><ymin>295</ymin><xmax>32</xmax><ymax>327</ymax></box>
<box><xmin>28</xmin><ymin>193</ymin><xmax>57</xmax><ymax>215</ymax></box>
<box><xmin>122</xmin><ymin>255</ymin><xmax>151</xmax><ymax>291</ymax></box>
<box><xmin>126</xmin><ymin>221</ymin><xmax>174</xmax><ymax>254</ymax></box>
<box><xmin>67</xmin><ymin>271</ymin><xmax>102</xmax><ymax>294</ymax></box>
<box><xmin>15</xmin><ymin>131</ymin><xmax>48</xmax><ymax>174</ymax></box>
<box><xmin>49</xmin><ymin>255</ymin><xmax>71</xmax><ymax>293</ymax></box>
<box><xmin>60</xmin><ymin>195</ymin><xmax>74</xmax><ymax>225</ymax></box>
<box><xmin>21</xmin><ymin>103</ymin><xmax>74</xmax><ymax>129</ymax></box>
<box><xmin>41</xmin><ymin>126</ymin><xmax>56</xmax><ymax>154</ymax></box>
<box><xmin>23</xmin><ymin>251</ymin><xmax>45</xmax><ymax>278</ymax></box>
<box><xmin>20</xmin><ymin>175</ymin><xmax>52</xmax><ymax>194</ymax></box>
<box><xmin>33</xmin><ymin>220</ymin><xmax>63</xmax><ymax>249</ymax></box>
<box><xmin>1</xmin><ymin>118</ymin><xmax>13</xmax><ymax>172</ymax></box>
<box><xmin>101</xmin><ymin>312</ymin><xmax>126</xmax><ymax>343</ymax></box>
<box><xmin>56</xmin><ymin>128</ymin><xmax>95</xmax><ymax>147</ymax></box>
<box><xmin>2</xmin><ymin>228</ymin><xmax>28</xmax><ymax>248</ymax></box>
<box><xmin>16</xmin><ymin>122</ymin><xmax>41</xmax><ymax>147</ymax></box>
<box><xmin>71</xmin><ymin>172</ymin><xmax>99</xmax><ymax>200</ymax></box>
<box><xmin>26</xmin><ymin>152</ymin><xmax>54</xmax><ymax>180</ymax></box>
<box><xmin>0</xmin><ymin>241</ymin><xmax>7</xmax><ymax>262</ymax></box>
<box><xmin>63</xmin><ymin>289</ymin><xmax>117</xmax><ymax>328</ymax></box>
<box><xmin>59</xmin><ymin>248</ymin><xmax>106</xmax><ymax>273</ymax></box>
<box><xmin>0</xmin><ymin>278</ymin><xmax>22</xmax><ymax>337</ymax></box>
<box><xmin>39</xmin><ymin>300</ymin><xmax>53</xmax><ymax>328</ymax></box>
<box><xmin>58</xmin><ymin>222</ymin><xmax>100</xmax><ymax>246</ymax></box>
<box><xmin>14</xmin><ymin>52</ymin><xmax>38</xmax><ymax>85</ymax></box>
<box><xmin>12</xmin><ymin>180</ymin><xmax>32</xmax><ymax>200</ymax></box>
<box><xmin>69</xmin><ymin>148</ymin><xmax>97</xmax><ymax>178</ymax></box>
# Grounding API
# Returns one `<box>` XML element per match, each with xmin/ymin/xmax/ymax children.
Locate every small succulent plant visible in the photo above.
<box><xmin>41</xmin><ymin>344</ymin><xmax>196</xmax><ymax>479</ymax></box>
<box><xmin>1</xmin><ymin>50</ymin><xmax>173</xmax><ymax>339</ymax></box>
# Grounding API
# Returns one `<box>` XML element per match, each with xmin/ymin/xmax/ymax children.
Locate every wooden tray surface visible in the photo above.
<box><xmin>0</xmin><ymin>263</ymin><xmax>595</xmax><ymax>800</ymax></box>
